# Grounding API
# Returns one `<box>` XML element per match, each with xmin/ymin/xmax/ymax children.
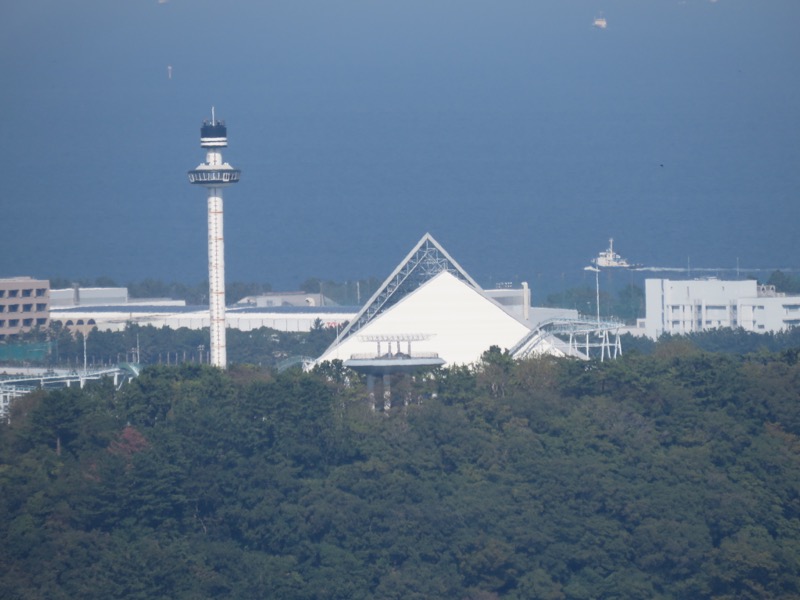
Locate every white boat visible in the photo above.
<box><xmin>591</xmin><ymin>238</ymin><xmax>640</xmax><ymax>269</ymax></box>
<box><xmin>593</xmin><ymin>17</ymin><xmax>607</xmax><ymax>29</ymax></box>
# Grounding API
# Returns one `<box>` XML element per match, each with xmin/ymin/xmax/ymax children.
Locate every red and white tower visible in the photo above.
<box><xmin>188</xmin><ymin>108</ymin><xmax>241</xmax><ymax>368</ymax></box>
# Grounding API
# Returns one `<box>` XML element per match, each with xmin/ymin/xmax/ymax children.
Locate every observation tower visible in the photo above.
<box><xmin>187</xmin><ymin>108</ymin><xmax>241</xmax><ymax>369</ymax></box>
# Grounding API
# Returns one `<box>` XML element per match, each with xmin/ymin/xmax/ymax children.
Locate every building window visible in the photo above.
<box><xmin>22</xmin><ymin>289</ymin><xmax>32</xmax><ymax>297</ymax></box>
<box><xmin>0</xmin><ymin>290</ymin><xmax>5</xmax><ymax>298</ymax></box>
<box><xmin>22</xmin><ymin>304</ymin><xmax>33</xmax><ymax>312</ymax></box>
<box><xmin>36</xmin><ymin>288</ymin><xmax>46</xmax><ymax>297</ymax></box>
<box><xmin>36</xmin><ymin>318</ymin><xmax>47</xmax><ymax>326</ymax></box>
<box><xmin>0</xmin><ymin>320</ymin><xmax>4</xmax><ymax>327</ymax></box>
<box><xmin>9</xmin><ymin>319</ymin><xmax>19</xmax><ymax>327</ymax></box>
<box><xmin>23</xmin><ymin>318</ymin><xmax>33</xmax><ymax>327</ymax></box>
<box><xmin>0</xmin><ymin>306</ymin><xmax>4</xmax><ymax>313</ymax></box>
<box><xmin>8</xmin><ymin>304</ymin><xmax>19</xmax><ymax>312</ymax></box>
<box><xmin>36</xmin><ymin>303</ymin><xmax>46</xmax><ymax>311</ymax></box>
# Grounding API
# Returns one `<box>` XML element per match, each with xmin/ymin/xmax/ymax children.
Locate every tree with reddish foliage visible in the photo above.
<box><xmin>107</xmin><ymin>425</ymin><xmax>149</xmax><ymax>459</ymax></box>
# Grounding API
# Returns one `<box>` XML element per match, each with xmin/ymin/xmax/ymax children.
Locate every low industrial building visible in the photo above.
<box><xmin>50</xmin><ymin>287</ymin><xmax>130</xmax><ymax>308</ymax></box>
<box><xmin>50</xmin><ymin>304</ymin><xmax>356</xmax><ymax>335</ymax></box>
<box><xmin>49</xmin><ymin>286</ymin><xmax>187</xmax><ymax>336</ymax></box>
<box><xmin>48</xmin><ymin>284</ymin><xmax>353</xmax><ymax>334</ymax></box>
<box><xmin>235</xmin><ymin>292</ymin><xmax>334</xmax><ymax>308</ymax></box>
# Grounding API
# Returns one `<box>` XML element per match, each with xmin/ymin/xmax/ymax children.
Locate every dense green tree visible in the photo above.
<box><xmin>766</xmin><ymin>270</ymin><xmax>800</xmax><ymax>294</ymax></box>
<box><xmin>2</xmin><ymin>348</ymin><xmax>800</xmax><ymax>598</ymax></box>
<box><xmin>546</xmin><ymin>283</ymin><xmax>647</xmax><ymax>324</ymax></box>
<box><xmin>545</xmin><ymin>286</ymin><xmax>609</xmax><ymax>317</ymax></box>
<box><xmin>305</xmin><ymin>319</ymin><xmax>341</xmax><ymax>358</ymax></box>
<box><xmin>612</xmin><ymin>284</ymin><xmax>645</xmax><ymax>322</ymax></box>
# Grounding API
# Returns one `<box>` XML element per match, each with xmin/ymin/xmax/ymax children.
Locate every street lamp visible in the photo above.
<box><xmin>584</xmin><ymin>266</ymin><xmax>601</xmax><ymax>324</ymax></box>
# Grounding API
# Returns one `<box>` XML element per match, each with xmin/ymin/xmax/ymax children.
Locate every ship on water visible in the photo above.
<box><xmin>591</xmin><ymin>238</ymin><xmax>641</xmax><ymax>269</ymax></box>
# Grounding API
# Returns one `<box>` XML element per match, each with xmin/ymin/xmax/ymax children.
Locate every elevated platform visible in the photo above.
<box><xmin>343</xmin><ymin>332</ymin><xmax>445</xmax><ymax>411</ymax></box>
<box><xmin>187</xmin><ymin>167</ymin><xmax>241</xmax><ymax>186</ymax></box>
<box><xmin>345</xmin><ymin>354</ymin><xmax>445</xmax><ymax>375</ymax></box>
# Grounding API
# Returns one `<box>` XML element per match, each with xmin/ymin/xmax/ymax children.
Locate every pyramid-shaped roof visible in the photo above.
<box><xmin>326</xmin><ymin>233</ymin><xmax>481</xmax><ymax>349</ymax></box>
<box><xmin>317</xmin><ymin>233</ymin><xmax>541</xmax><ymax>366</ymax></box>
<box><xmin>317</xmin><ymin>270</ymin><xmax>532</xmax><ymax>366</ymax></box>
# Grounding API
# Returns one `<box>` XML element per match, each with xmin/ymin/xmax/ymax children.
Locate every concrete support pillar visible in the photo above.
<box><xmin>366</xmin><ymin>374</ymin><xmax>376</xmax><ymax>411</ymax></box>
<box><xmin>383</xmin><ymin>373</ymin><xmax>392</xmax><ymax>412</ymax></box>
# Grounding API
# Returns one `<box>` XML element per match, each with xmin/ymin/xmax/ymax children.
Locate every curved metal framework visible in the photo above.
<box><xmin>511</xmin><ymin>317</ymin><xmax>623</xmax><ymax>362</ymax></box>
<box><xmin>1</xmin><ymin>366</ymin><xmax>140</xmax><ymax>422</ymax></box>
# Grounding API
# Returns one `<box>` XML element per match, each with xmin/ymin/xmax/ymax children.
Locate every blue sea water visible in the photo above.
<box><xmin>1</xmin><ymin>0</ymin><xmax>798</xmax><ymax>299</ymax></box>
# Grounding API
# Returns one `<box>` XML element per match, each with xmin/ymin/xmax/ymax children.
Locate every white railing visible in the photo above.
<box><xmin>348</xmin><ymin>352</ymin><xmax>440</xmax><ymax>360</ymax></box>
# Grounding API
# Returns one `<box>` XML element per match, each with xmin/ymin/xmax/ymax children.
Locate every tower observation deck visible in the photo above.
<box><xmin>188</xmin><ymin>108</ymin><xmax>241</xmax><ymax>369</ymax></box>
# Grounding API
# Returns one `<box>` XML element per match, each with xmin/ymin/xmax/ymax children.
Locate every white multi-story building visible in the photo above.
<box><xmin>642</xmin><ymin>278</ymin><xmax>800</xmax><ymax>339</ymax></box>
<box><xmin>738</xmin><ymin>294</ymin><xmax>800</xmax><ymax>332</ymax></box>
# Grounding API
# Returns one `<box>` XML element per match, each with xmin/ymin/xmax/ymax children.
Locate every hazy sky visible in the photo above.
<box><xmin>1</xmin><ymin>0</ymin><xmax>798</xmax><ymax>292</ymax></box>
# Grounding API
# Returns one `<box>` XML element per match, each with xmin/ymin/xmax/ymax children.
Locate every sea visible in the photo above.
<box><xmin>1</xmin><ymin>0</ymin><xmax>798</xmax><ymax>301</ymax></box>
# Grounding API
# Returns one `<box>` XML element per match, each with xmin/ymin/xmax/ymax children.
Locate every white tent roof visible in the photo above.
<box><xmin>317</xmin><ymin>270</ymin><xmax>532</xmax><ymax>366</ymax></box>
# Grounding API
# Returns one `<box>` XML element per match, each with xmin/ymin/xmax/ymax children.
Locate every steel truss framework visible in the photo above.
<box><xmin>326</xmin><ymin>233</ymin><xmax>480</xmax><ymax>350</ymax></box>
<box><xmin>511</xmin><ymin>317</ymin><xmax>623</xmax><ymax>362</ymax></box>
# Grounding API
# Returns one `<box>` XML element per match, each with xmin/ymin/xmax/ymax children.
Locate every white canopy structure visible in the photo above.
<box><xmin>316</xmin><ymin>233</ymin><xmax>571</xmax><ymax>367</ymax></box>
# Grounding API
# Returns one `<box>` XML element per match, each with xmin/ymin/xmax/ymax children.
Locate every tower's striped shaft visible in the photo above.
<box><xmin>207</xmin><ymin>189</ymin><xmax>226</xmax><ymax>367</ymax></box>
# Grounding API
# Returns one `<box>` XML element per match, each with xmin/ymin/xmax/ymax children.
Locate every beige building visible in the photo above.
<box><xmin>0</xmin><ymin>277</ymin><xmax>50</xmax><ymax>341</ymax></box>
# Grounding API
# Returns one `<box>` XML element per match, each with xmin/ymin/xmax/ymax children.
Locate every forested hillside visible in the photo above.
<box><xmin>1</xmin><ymin>346</ymin><xmax>799</xmax><ymax>599</ymax></box>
